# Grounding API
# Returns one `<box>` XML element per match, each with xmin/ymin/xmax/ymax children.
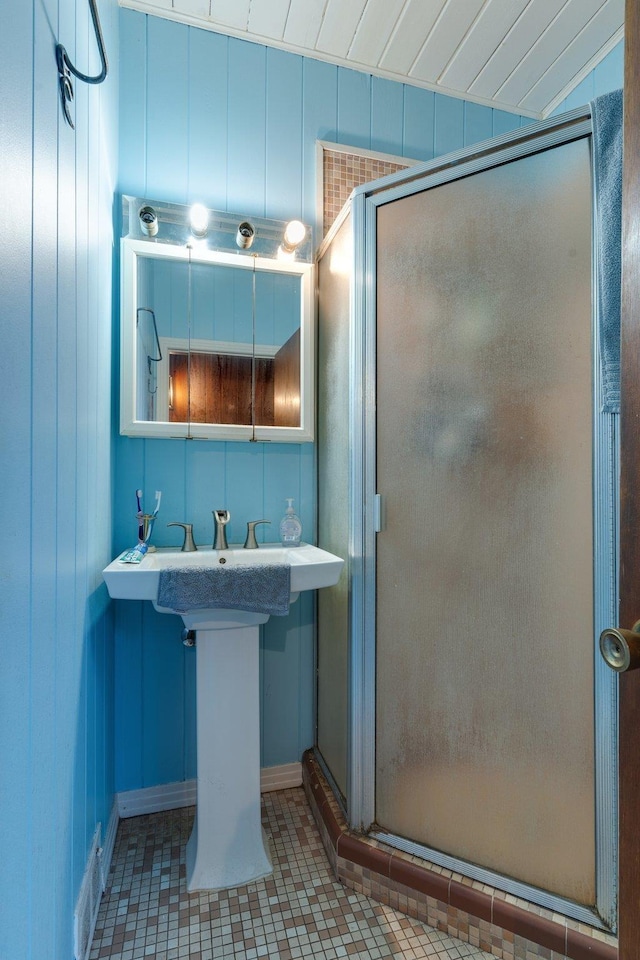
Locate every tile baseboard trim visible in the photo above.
<box><xmin>116</xmin><ymin>762</ymin><xmax>302</xmax><ymax>818</ymax></box>
<box><xmin>302</xmin><ymin>750</ymin><xmax>618</xmax><ymax>960</ymax></box>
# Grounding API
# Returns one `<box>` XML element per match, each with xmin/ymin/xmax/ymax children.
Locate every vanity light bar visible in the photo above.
<box><xmin>123</xmin><ymin>196</ymin><xmax>313</xmax><ymax>263</ymax></box>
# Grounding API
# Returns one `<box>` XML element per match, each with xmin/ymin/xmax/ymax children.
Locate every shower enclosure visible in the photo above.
<box><xmin>316</xmin><ymin>106</ymin><xmax>617</xmax><ymax>930</ymax></box>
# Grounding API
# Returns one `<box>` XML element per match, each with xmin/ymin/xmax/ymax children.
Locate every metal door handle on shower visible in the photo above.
<box><xmin>600</xmin><ymin>622</ymin><xmax>640</xmax><ymax>672</ymax></box>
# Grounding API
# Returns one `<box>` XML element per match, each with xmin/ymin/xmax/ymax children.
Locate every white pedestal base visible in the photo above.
<box><xmin>183</xmin><ymin>610</ymin><xmax>273</xmax><ymax>892</ymax></box>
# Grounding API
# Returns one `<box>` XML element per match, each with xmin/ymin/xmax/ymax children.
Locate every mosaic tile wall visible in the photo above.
<box><xmin>323</xmin><ymin>149</ymin><xmax>411</xmax><ymax>236</ymax></box>
<box><xmin>302</xmin><ymin>752</ymin><xmax>618</xmax><ymax>960</ymax></box>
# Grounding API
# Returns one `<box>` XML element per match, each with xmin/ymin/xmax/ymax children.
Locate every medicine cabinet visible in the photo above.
<box><xmin>119</xmin><ymin>197</ymin><xmax>315</xmax><ymax>442</ymax></box>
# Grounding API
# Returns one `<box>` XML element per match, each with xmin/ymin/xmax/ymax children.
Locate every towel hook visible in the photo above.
<box><xmin>56</xmin><ymin>0</ymin><xmax>109</xmax><ymax>129</ymax></box>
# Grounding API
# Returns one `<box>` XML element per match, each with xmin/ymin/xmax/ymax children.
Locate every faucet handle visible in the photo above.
<box><xmin>244</xmin><ymin>519</ymin><xmax>270</xmax><ymax>549</ymax></box>
<box><xmin>167</xmin><ymin>522</ymin><xmax>197</xmax><ymax>552</ymax></box>
<box><xmin>212</xmin><ymin>509</ymin><xmax>231</xmax><ymax>550</ymax></box>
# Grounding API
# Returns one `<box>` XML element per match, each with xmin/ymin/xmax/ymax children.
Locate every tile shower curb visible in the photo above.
<box><xmin>302</xmin><ymin>750</ymin><xmax>618</xmax><ymax>960</ymax></box>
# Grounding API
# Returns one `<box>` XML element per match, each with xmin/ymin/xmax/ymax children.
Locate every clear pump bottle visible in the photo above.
<box><xmin>279</xmin><ymin>498</ymin><xmax>302</xmax><ymax>546</ymax></box>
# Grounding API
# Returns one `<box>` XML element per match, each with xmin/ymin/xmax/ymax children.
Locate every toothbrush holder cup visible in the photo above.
<box><xmin>138</xmin><ymin>514</ymin><xmax>156</xmax><ymax>544</ymax></box>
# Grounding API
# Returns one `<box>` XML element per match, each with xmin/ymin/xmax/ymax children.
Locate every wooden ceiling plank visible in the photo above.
<box><xmin>410</xmin><ymin>0</ymin><xmax>485</xmax><ymax>84</ymax></box>
<box><xmin>439</xmin><ymin>0</ymin><xmax>529</xmax><ymax>92</ymax></box>
<box><xmin>248</xmin><ymin>0</ymin><xmax>292</xmax><ymax>42</ymax></box>
<box><xmin>173</xmin><ymin>0</ymin><xmax>211</xmax><ymax>19</ymax></box>
<box><xmin>347</xmin><ymin>0</ymin><xmax>407</xmax><ymax>67</ymax></box>
<box><xmin>209</xmin><ymin>0</ymin><xmax>251</xmax><ymax>32</ymax></box>
<box><xmin>494</xmin><ymin>0</ymin><xmax>606</xmax><ymax>107</ymax></box>
<box><xmin>283</xmin><ymin>0</ymin><xmax>327</xmax><ymax>49</ymax></box>
<box><xmin>129</xmin><ymin>0</ymin><xmax>176</xmax><ymax>11</ymax></box>
<box><xmin>378</xmin><ymin>0</ymin><xmax>446</xmax><ymax>75</ymax></box>
<box><xmin>469</xmin><ymin>0</ymin><xmax>567</xmax><ymax>99</ymax></box>
<box><xmin>518</xmin><ymin>1</ymin><xmax>623</xmax><ymax>113</ymax></box>
<box><xmin>316</xmin><ymin>0</ymin><xmax>369</xmax><ymax>59</ymax></box>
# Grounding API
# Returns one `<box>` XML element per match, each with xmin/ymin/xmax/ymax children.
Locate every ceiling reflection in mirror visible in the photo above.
<box><xmin>120</xmin><ymin>196</ymin><xmax>314</xmax><ymax>442</ymax></box>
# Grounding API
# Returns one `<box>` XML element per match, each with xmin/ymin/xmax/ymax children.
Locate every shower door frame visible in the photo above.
<box><xmin>347</xmin><ymin>106</ymin><xmax>618</xmax><ymax>931</ymax></box>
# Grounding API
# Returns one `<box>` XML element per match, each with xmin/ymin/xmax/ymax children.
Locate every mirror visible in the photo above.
<box><xmin>120</xmin><ymin>226</ymin><xmax>314</xmax><ymax>442</ymax></box>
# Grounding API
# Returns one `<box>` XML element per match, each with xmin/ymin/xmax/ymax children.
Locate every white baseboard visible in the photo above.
<box><xmin>75</xmin><ymin>807</ymin><xmax>119</xmax><ymax>960</ymax></box>
<box><xmin>100</xmin><ymin>802</ymin><xmax>119</xmax><ymax>888</ymax></box>
<box><xmin>117</xmin><ymin>779</ymin><xmax>196</xmax><ymax>817</ymax></box>
<box><xmin>116</xmin><ymin>762</ymin><xmax>302</xmax><ymax>819</ymax></box>
<box><xmin>74</xmin><ymin>826</ymin><xmax>103</xmax><ymax>960</ymax></box>
<box><xmin>260</xmin><ymin>762</ymin><xmax>302</xmax><ymax>792</ymax></box>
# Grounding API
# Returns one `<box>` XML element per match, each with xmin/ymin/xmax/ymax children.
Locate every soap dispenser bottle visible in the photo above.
<box><xmin>280</xmin><ymin>498</ymin><xmax>302</xmax><ymax>547</ymax></box>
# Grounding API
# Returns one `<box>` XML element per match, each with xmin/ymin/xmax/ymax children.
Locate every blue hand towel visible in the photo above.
<box><xmin>591</xmin><ymin>88</ymin><xmax>623</xmax><ymax>413</ymax></box>
<box><xmin>157</xmin><ymin>562</ymin><xmax>291</xmax><ymax>616</ymax></box>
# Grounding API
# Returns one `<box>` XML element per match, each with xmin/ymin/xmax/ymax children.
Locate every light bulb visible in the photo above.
<box><xmin>189</xmin><ymin>203</ymin><xmax>209</xmax><ymax>238</ymax></box>
<box><xmin>282</xmin><ymin>219</ymin><xmax>306</xmax><ymax>251</ymax></box>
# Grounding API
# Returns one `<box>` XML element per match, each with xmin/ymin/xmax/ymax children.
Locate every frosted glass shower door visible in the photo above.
<box><xmin>374</xmin><ymin>138</ymin><xmax>596</xmax><ymax>905</ymax></box>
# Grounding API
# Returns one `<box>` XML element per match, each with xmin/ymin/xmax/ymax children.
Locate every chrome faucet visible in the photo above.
<box><xmin>244</xmin><ymin>519</ymin><xmax>270</xmax><ymax>549</ymax></box>
<box><xmin>167</xmin><ymin>522</ymin><xmax>197</xmax><ymax>552</ymax></box>
<box><xmin>212</xmin><ymin>509</ymin><xmax>231</xmax><ymax>550</ymax></box>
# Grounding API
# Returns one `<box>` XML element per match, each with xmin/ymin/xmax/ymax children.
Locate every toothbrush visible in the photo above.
<box><xmin>153</xmin><ymin>490</ymin><xmax>162</xmax><ymax>517</ymax></box>
<box><xmin>136</xmin><ymin>489</ymin><xmax>144</xmax><ymax>540</ymax></box>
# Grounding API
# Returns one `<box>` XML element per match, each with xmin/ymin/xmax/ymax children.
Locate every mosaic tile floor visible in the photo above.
<box><xmin>90</xmin><ymin>788</ymin><xmax>495</xmax><ymax>960</ymax></box>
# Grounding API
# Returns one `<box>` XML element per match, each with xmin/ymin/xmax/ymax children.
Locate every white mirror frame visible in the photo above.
<box><xmin>120</xmin><ymin>238</ymin><xmax>315</xmax><ymax>442</ymax></box>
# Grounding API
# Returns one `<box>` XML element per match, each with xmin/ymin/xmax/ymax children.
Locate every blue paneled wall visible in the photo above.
<box><xmin>0</xmin><ymin>1</ymin><xmax>119</xmax><ymax>958</ymax></box>
<box><xmin>114</xmin><ymin>9</ymin><xmax>533</xmax><ymax>792</ymax></box>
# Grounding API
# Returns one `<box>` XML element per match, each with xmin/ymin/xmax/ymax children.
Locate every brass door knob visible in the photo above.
<box><xmin>599</xmin><ymin>622</ymin><xmax>640</xmax><ymax>672</ymax></box>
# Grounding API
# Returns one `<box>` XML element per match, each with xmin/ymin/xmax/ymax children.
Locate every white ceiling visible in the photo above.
<box><xmin>120</xmin><ymin>0</ymin><xmax>624</xmax><ymax>119</ymax></box>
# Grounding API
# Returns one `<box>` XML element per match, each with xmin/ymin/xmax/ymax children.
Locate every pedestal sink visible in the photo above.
<box><xmin>103</xmin><ymin>543</ymin><xmax>343</xmax><ymax>891</ymax></box>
